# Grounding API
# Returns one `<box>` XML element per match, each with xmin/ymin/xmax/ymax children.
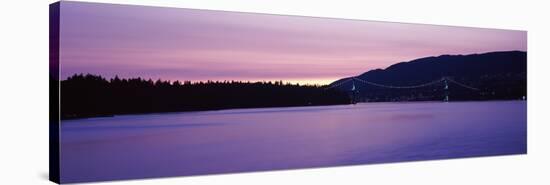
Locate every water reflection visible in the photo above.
<box><xmin>60</xmin><ymin>101</ymin><xmax>527</xmax><ymax>183</ymax></box>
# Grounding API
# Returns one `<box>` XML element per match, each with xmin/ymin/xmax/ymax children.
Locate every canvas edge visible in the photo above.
<box><xmin>49</xmin><ymin>1</ymin><xmax>61</xmax><ymax>184</ymax></box>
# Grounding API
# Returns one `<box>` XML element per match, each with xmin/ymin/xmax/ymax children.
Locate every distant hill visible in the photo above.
<box><xmin>330</xmin><ymin>51</ymin><xmax>527</xmax><ymax>102</ymax></box>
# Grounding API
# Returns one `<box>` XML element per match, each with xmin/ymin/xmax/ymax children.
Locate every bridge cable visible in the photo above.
<box><xmin>353</xmin><ymin>77</ymin><xmax>444</xmax><ymax>89</ymax></box>
<box><xmin>325</xmin><ymin>76</ymin><xmax>479</xmax><ymax>91</ymax></box>
<box><xmin>445</xmin><ymin>77</ymin><xmax>479</xmax><ymax>91</ymax></box>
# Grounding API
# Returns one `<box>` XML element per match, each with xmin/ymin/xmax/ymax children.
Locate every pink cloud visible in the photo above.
<box><xmin>59</xmin><ymin>2</ymin><xmax>526</xmax><ymax>85</ymax></box>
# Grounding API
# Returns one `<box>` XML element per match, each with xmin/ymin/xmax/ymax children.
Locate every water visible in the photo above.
<box><xmin>60</xmin><ymin>101</ymin><xmax>527</xmax><ymax>183</ymax></box>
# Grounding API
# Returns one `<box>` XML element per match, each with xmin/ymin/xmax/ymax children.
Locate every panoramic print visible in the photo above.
<box><xmin>50</xmin><ymin>1</ymin><xmax>527</xmax><ymax>183</ymax></box>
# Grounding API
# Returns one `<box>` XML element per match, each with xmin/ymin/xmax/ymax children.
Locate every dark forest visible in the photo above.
<box><xmin>59</xmin><ymin>74</ymin><xmax>350</xmax><ymax>119</ymax></box>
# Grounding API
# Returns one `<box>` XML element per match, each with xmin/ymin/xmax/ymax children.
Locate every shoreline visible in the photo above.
<box><xmin>60</xmin><ymin>99</ymin><xmax>526</xmax><ymax>121</ymax></box>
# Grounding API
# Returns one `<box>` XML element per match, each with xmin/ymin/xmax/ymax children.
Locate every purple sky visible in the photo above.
<box><xmin>59</xmin><ymin>1</ymin><xmax>526</xmax><ymax>85</ymax></box>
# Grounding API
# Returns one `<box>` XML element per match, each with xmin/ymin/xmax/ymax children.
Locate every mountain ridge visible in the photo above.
<box><xmin>330</xmin><ymin>50</ymin><xmax>526</xmax><ymax>102</ymax></box>
<box><xmin>332</xmin><ymin>50</ymin><xmax>526</xmax><ymax>86</ymax></box>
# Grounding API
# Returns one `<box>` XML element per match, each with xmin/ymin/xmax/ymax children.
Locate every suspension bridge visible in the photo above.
<box><xmin>325</xmin><ymin>76</ymin><xmax>479</xmax><ymax>103</ymax></box>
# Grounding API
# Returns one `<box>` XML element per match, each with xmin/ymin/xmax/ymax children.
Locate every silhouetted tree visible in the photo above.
<box><xmin>60</xmin><ymin>74</ymin><xmax>350</xmax><ymax>119</ymax></box>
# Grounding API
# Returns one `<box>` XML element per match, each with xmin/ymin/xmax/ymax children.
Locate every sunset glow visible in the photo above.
<box><xmin>59</xmin><ymin>2</ymin><xmax>527</xmax><ymax>85</ymax></box>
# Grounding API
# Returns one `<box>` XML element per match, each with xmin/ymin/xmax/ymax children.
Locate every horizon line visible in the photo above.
<box><xmin>60</xmin><ymin>50</ymin><xmax>526</xmax><ymax>86</ymax></box>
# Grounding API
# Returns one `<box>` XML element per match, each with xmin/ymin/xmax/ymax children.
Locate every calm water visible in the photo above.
<box><xmin>60</xmin><ymin>101</ymin><xmax>527</xmax><ymax>183</ymax></box>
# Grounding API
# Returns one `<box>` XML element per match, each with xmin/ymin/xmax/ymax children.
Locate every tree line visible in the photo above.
<box><xmin>60</xmin><ymin>74</ymin><xmax>350</xmax><ymax>119</ymax></box>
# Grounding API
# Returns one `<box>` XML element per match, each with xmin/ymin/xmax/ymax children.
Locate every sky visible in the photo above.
<box><xmin>59</xmin><ymin>1</ymin><xmax>527</xmax><ymax>85</ymax></box>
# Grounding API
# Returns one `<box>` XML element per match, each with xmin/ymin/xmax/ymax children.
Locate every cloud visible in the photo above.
<box><xmin>59</xmin><ymin>2</ymin><xmax>527</xmax><ymax>84</ymax></box>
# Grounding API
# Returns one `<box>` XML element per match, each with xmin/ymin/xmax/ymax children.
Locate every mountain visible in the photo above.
<box><xmin>330</xmin><ymin>51</ymin><xmax>527</xmax><ymax>102</ymax></box>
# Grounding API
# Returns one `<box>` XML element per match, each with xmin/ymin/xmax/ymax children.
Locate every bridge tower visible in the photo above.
<box><xmin>443</xmin><ymin>77</ymin><xmax>449</xmax><ymax>102</ymax></box>
<box><xmin>350</xmin><ymin>79</ymin><xmax>358</xmax><ymax>104</ymax></box>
